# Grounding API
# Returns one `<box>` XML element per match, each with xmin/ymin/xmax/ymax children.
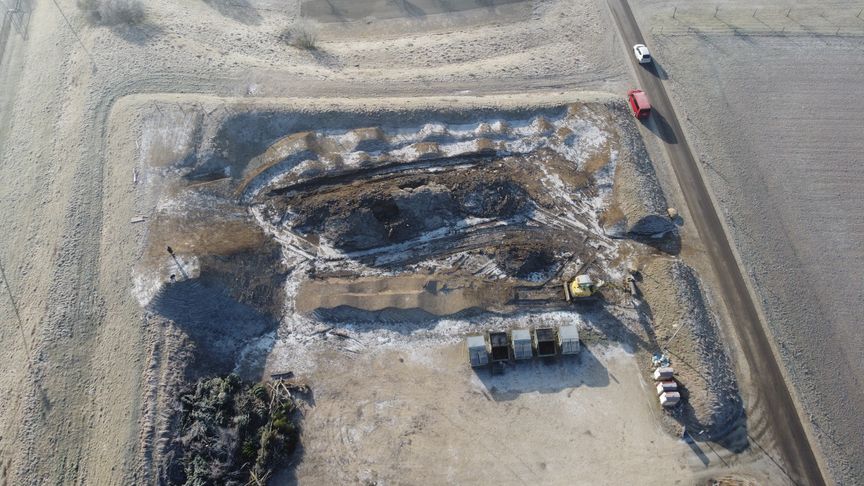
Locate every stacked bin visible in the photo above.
<box><xmin>489</xmin><ymin>332</ymin><xmax>510</xmax><ymax>362</ymax></box>
<box><xmin>652</xmin><ymin>367</ymin><xmax>680</xmax><ymax>408</ymax></box>
<box><xmin>558</xmin><ymin>326</ymin><xmax>580</xmax><ymax>355</ymax></box>
<box><xmin>466</xmin><ymin>335</ymin><xmax>488</xmax><ymax>367</ymax></box>
<box><xmin>511</xmin><ymin>329</ymin><xmax>533</xmax><ymax>360</ymax></box>
<box><xmin>534</xmin><ymin>327</ymin><xmax>557</xmax><ymax>357</ymax></box>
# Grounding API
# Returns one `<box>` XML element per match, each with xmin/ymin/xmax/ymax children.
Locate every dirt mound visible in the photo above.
<box><xmin>604</xmin><ymin>101</ymin><xmax>676</xmax><ymax>240</ymax></box>
<box><xmin>495</xmin><ymin>244</ymin><xmax>558</xmax><ymax>280</ymax></box>
<box><xmin>263</xmin><ymin>161</ymin><xmax>541</xmax><ymax>255</ymax></box>
<box><xmin>640</xmin><ymin>259</ymin><xmax>743</xmax><ymax>441</ymax></box>
<box><xmin>147</xmin><ymin>242</ymin><xmax>287</xmax><ymax>377</ymax></box>
<box><xmin>296</xmin><ymin>275</ymin><xmax>516</xmax><ymax>317</ymax></box>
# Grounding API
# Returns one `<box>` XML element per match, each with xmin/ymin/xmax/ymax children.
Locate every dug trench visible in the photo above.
<box><xmin>131</xmin><ymin>100</ymin><xmax>746</xmax><ymax>480</ymax></box>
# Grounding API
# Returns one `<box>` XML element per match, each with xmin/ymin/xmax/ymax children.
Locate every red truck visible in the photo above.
<box><xmin>627</xmin><ymin>89</ymin><xmax>651</xmax><ymax>119</ymax></box>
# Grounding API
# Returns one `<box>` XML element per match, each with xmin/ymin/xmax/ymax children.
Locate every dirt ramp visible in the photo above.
<box><xmin>146</xmin><ymin>241</ymin><xmax>287</xmax><ymax>377</ymax></box>
<box><xmin>149</xmin><ymin>279</ymin><xmax>278</xmax><ymax>376</ymax></box>
<box><xmin>296</xmin><ymin>275</ymin><xmax>514</xmax><ymax>316</ymax></box>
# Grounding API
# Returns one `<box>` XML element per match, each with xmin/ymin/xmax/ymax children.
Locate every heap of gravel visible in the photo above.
<box><xmin>641</xmin><ymin>258</ymin><xmax>743</xmax><ymax>440</ymax></box>
<box><xmin>604</xmin><ymin>101</ymin><xmax>676</xmax><ymax>239</ymax></box>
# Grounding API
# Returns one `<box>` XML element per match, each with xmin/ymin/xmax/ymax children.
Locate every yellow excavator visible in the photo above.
<box><xmin>563</xmin><ymin>274</ymin><xmax>604</xmax><ymax>301</ymax></box>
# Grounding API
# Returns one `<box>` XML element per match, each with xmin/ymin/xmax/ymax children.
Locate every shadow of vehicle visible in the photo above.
<box><xmin>643</xmin><ymin>109</ymin><xmax>678</xmax><ymax>145</ymax></box>
<box><xmin>642</xmin><ymin>59</ymin><xmax>669</xmax><ymax>80</ymax></box>
<box><xmin>630</xmin><ymin>230</ymin><xmax>681</xmax><ymax>256</ymax></box>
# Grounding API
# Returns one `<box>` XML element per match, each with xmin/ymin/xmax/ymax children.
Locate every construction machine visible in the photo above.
<box><xmin>563</xmin><ymin>274</ymin><xmax>604</xmax><ymax>301</ymax></box>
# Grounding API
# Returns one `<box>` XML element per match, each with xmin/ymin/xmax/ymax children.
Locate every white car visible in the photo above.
<box><xmin>633</xmin><ymin>44</ymin><xmax>652</xmax><ymax>64</ymax></box>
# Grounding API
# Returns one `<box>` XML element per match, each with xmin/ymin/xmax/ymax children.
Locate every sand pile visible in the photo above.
<box><xmin>640</xmin><ymin>258</ymin><xmax>743</xmax><ymax>440</ymax></box>
<box><xmin>602</xmin><ymin>101</ymin><xmax>676</xmax><ymax>240</ymax></box>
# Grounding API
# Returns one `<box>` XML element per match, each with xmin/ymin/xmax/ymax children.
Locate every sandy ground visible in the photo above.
<box><xmin>0</xmin><ymin>0</ymin><xmax>826</xmax><ymax>484</ymax></box>
<box><xmin>122</xmin><ymin>92</ymin><xmax>726</xmax><ymax>482</ymax></box>
<box><xmin>0</xmin><ymin>1</ymin><xmax>625</xmax><ymax>483</ymax></box>
<box><xmin>279</xmin><ymin>343</ymin><xmax>784</xmax><ymax>485</ymax></box>
<box><xmin>633</xmin><ymin>1</ymin><xmax>864</xmax><ymax>482</ymax></box>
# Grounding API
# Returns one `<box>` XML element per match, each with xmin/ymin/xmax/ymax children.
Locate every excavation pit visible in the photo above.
<box><xmin>135</xmin><ymin>97</ymin><xmax>676</xmax><ymax>326</ymax></box>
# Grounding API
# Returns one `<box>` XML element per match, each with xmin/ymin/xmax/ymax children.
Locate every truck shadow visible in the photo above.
<box><xmin>644</xmin><ymin>109</ymin><xmax>678</xmax><ymax>145</ymax></box>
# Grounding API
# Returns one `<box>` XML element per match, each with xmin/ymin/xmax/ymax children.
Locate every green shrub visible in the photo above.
<box><xmin>170</xmin><ymin>375</ymin><xmax>301</xmax><ymax>485</ymax></box>
<box><xmin>280</xmin><ymin>22</ymin><xmax>319</xmax><ymax>50</ymax></box>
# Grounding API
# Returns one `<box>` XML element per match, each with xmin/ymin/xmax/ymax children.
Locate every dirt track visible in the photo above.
<box><xmin>0</xmin><ymin>2</ymin><xmax>626</xmax><ymax>482</ymax></box>
<box><xmin>0</xmin><ymin>0</ymin><xmax>831</xmax><ymax>483</ymax></box>
<box><xmin>608</xmin><ymin>0</ymin><xmax>826</xmax><ymax>484</ymax></box>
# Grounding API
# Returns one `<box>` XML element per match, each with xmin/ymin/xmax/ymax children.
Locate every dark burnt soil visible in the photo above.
<box><xmin>290</xmin><ymin>178</ymin><xmax>529</xmax><ymax>252</ymax></box>
<box><xmin>257</xmin><ymin>151</ymin><xmax>591</xmax><ymax>258</ymax></box>
<box><xmin>149</xmin><ymin>238</ymin><xmax>287</xmax><ymax>378</ymax></box>
<box><xmin>495</xmin><ymin>243</ymin><xmax>557</xmax><ymax>279</ymax></box>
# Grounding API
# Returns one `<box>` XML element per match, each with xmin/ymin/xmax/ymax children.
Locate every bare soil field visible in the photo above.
<box><xmin>634</xmin><ymin>3</ymin><xmax>864</xmax><ymax>482</ymax></box>
<box><xmin>121</xmin><ymin>93</ymin><xmax>761</xmax><ymax>483</ymax></box>
<box><xmin>0</xmin><ymin>0</ymin><xmax>627</xmax><ymax>481</ymax></box>
<box><xmin>0</xmin><ymin>0</ymin><xmax>820</xmax><ymax>484</ymax></box>
<box><xmin>278</xmin><ymin>343</ymin><xmax>782</xmax><ymax>485</ymax></box>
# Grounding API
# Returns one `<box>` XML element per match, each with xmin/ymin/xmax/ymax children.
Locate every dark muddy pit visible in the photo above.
<box><xmin>495</xmin><ymin>245</ymin><xmax>557</xmax><ymax>279</ymax></box>
<box><xmin>256</xmin><ymin>155</ymin><xmax>589</xmax><ymax>260</ymax></box>
<box><xmin>286</xmin><ymin>177</ymin><xmax>533</xmax><ymax>252</ymax></box>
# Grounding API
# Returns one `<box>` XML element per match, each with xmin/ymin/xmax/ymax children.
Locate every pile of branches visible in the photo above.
<box><xmin>169</xmin><ymin>374</ymin><xmax>305</xmax><ymax>485</ymax></box>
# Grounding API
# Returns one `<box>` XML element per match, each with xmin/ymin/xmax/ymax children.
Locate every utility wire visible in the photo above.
<box><xmin>49</xmin><ymin>0</ymin><xmax>97</xmax><ymax>71</ymax></box>
<box><xmin>0</xmin><ymin>257</ymin><xmax>31</xmax><ymax>360</ymax></box>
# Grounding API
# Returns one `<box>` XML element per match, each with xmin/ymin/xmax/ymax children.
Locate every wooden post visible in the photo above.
<box><xmin>714</xmin><ymin>6</ymin><xmax>719</xmax><ymax>18</ymax></box>
<box><xmin>672</xmin><ymin>6</ymin><xmax>676</xmax><ymax>19</ymax></box>
<box><xmin>786</xmin><ymin>8</ymin><xmax>792</xmax><ymax>17</ymax></box>
<box><xmin>753</xmin><ymin>8</ymin><xmax>758</xmax><ymax>18</ymax></box>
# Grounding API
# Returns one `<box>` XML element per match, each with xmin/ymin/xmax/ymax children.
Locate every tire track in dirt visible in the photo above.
<box><xmin>10</xmin><ymin>71</ymin><xmax>227</xmax><ymax>485</ymax></box>
<box><xmin>1</xmin><ymin>0</ymin><xmax>630</xmax><ymax>481</ymax></box>
<box><xmin>10</xmin><ymin>73</ymin><xmax>620</xmax><ymax>484</ymax></box>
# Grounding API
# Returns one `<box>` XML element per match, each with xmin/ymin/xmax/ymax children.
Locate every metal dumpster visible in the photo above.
<box><xmin>511</xmin><ymin>329</ymin><xmax>532</xmax><ymax>360</ymax></box>
<box><xmin>489</xmin><ymin>331</ymin><xmax>510</xmax><ymax>362</ymax></box>
<box><xmin>467</xmin><ymin>335</ymin><xmax>488</xmax><ymax>367</ymax></box>
<box><xmin>534</xmin><ymin>327</ymin><xmax>557</xmax><ymax>357</ymax></box>
<box><xmin>558</xmin><ymin>325</ymin><xmax>580</xmax><ymax>355</ymax></box>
